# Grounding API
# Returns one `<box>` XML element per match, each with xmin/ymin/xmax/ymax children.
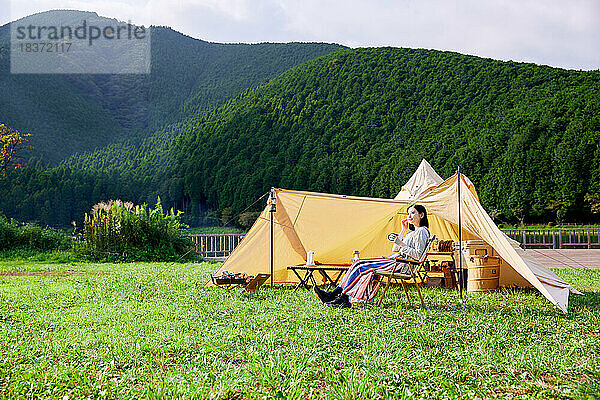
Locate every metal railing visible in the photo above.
<box><xmin>190</xmin><ymin>228</ymin><xmax>600</xmax><ymax>260</ymax></box>
<box><xmin>501</xmin><ymin>228</ymin><xmax>600</xmax><ymax>249</ymax></box>
<box><xmin>189</xmin><ymin>234</ymin><xmax>245</xmax><ymax>259</ymax></box>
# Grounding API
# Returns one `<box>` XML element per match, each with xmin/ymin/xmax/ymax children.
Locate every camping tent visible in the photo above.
<box><xmin>395</xmin><ymin>159</ymin><xmax>479</xmax><ymax>201</ymax></box>
<box><xmin>213</xmin><ymin>165</ymin><xmax>581</xmax><ymax>312</ymax></box>
<box><xmin>394</xmin><ymin>159</ymin><xmax>444</xmax><ymax>200</ymax></box>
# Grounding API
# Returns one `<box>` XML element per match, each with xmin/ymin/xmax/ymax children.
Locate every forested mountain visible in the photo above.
<box><xmin>0</xmin><ymin>10</ymin><xmax>345</xmax><ymax>164</ymax></box>
<box><xmin>179</xmin><ymin>48</ymin><xmax>600</xmax><ymax>223</ymax></box>
<box><xmin>2</xmin><ymin>47</ymin><xmax>599</xmax><ymax>226</ymax></box>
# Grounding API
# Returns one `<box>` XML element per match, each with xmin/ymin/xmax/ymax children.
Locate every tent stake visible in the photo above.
<box><xmin>457</xmin><ymin>167</ymin><xmax>463</xmax><ymax>301</ymax></box>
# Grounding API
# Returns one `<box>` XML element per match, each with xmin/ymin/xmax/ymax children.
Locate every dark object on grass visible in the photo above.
<box><xmin>313</xmin><ymin>286</ymin><xmax>341</xmax><ymax>304</ymax></box>
<box><xmin>212</xmin><ymin>271</ymin><xmax>270</xmax><ymax>292</ymax></box>
<box><xmin>213</xmin><ymin>271</ymin><xmax>248</xmax><ymax>285</ymax></box>
<box><xmin>426</xmin><ymin>277</ymin><xmax>444</xmax><ymax>287</ymax></box>
<box><xmin>326</xmin><ymin>294</ymin><xmax>351</xmax><ymax>308</ymax></box>
<box><xmin>245</xmin><ymin>273</ymin><xmax>270</xmax><ymax>292</ymax></box>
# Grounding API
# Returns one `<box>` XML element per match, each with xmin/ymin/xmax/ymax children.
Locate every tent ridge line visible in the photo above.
<box><xmin>276</xmin><ymin>188</ymin><xmax>409</xmax><ymax>204</ymax></box>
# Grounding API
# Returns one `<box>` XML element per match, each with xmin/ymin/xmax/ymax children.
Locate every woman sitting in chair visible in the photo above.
<box><xmin>314</xmin><ymin>204</ymin><xmax>430</xmax><ymax>308</ymax></box>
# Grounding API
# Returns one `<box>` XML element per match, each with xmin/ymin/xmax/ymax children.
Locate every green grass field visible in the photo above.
<box><xmin>0</xmin><ymin>259</ymin><xmax>598</xmax><ymax>399</ymax></box>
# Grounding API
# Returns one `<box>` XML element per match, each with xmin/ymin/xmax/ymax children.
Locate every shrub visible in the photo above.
<box><xmin>0</xmin><ymin>213</ymin><xmax>72</xmax><ymax>250</ymax></box>
<box><xmin>238</xmin><ymin>211</ymin><xmax>260</xmax><ymax>229</ymax></box>
<box><xmin>81</xmin><ymin>198</ymin><xmax>194</xmax><ymax>261</ymax></box>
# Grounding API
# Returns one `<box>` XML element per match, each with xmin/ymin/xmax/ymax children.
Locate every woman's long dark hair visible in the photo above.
<box><xmin>408</xmin><ymin>204</ymin><xmax>429</xmax><ymax>230</ymax></box>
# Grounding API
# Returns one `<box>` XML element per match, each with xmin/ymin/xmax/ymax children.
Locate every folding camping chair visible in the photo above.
<box><xmin>244</xmin><ymin>273</ymin><xmax>270</xmax><ymax>293</ymax></box>
<box><xmin>372</xmin><ymin>235</ymin><xmax>435</xmax><ymax>307</ymax></box>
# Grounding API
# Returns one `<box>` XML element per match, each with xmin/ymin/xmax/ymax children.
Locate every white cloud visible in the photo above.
<box><xmin>2</xmin><ymin>0</ymin><xmax>598</xmax><ymax>70</ymax></box>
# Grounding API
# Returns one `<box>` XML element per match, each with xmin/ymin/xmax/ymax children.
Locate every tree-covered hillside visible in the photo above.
<box><xmin>2</xmin><ymin>47</ymin><xmax>599</xmax><ymax>226</ymax></box>
<box><xmin>179</xmin><ymin>48</ymin><xmax>600</xmax><ymax>223</ymax></box>
<box><xmin>0</xmin><ymin>10</ymin><xmax>345</xmax><ymax>164</ymax></box>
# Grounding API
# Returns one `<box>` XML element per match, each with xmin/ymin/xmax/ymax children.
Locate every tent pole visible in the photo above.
<box><xmin>269</xmin><ymin>188</ymin><xmax>275</xmax><ymax>287</ymax></box>
<box><xmin>457</xmin><ymin>167</ymin><xmax>463</xmax><ymax>301</ymax></box>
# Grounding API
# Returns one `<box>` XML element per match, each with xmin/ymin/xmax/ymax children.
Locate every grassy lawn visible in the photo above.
<box><xmin>0</xmin><ymin>260</ymin><xmax>598</xmax><ymax>399</ymax></box>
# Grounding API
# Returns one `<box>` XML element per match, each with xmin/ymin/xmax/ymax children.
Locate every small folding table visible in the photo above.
<box><xmin>287</xmin><ymin>264</ymin><xmax>350</xmax><ymax>292</ymax></box>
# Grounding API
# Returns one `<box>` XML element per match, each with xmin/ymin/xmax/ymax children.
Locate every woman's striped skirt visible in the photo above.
<box><xmin>340</xmin><ymin>256</ymin><xmax>402</xmax><ymax>302</ymax></box>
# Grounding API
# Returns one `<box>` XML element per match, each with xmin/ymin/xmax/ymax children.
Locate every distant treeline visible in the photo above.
<box><xmin>2</xmin><ymin>47</ymin><xmax>599</xmax><ymax>226</ymax></box>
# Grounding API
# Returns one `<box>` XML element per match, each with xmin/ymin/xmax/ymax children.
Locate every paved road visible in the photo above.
<box><xmin>524</xmin><ymin>249</ymin><xmax>600</xmax><ymax>269</ymax></box>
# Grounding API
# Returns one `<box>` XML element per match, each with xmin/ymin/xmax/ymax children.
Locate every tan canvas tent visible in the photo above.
<box><xmin>213</xmin><ymin>167</ymin><xmax>581</xmax><ymax>312</ymax></box>
<box><xmin>394</xmin><ymin>159</ymin><xmax>444</xmax><ymax>200</ymax></box>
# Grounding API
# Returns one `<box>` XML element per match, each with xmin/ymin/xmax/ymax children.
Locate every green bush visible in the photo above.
<box><xmin>81</xmin><ymin>198</ymin><xmax>194</xmax><ymax>261</ymax></box>
<box><xmin>0</xmin><ymin>213</ymin><xmax>72</xmax><ymax>250</ymax></box>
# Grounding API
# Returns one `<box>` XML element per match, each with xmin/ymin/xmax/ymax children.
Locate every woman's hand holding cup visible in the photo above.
<box><xmin>401</xmin><ymin>217</ymin><xmax>410</xmax><ymax>230</ymax></box>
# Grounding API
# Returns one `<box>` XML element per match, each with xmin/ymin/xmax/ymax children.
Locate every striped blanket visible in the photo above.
<box><xmin>340</xmin><ymin>257</ymin><xmax>403</xmax><ymax>302</ymax></box>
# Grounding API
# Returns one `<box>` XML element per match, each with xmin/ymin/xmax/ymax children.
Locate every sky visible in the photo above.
<box><xmin>1</xmin><ymin>0</ymin><xmax>598</xmax><ymax>70</ymax></box>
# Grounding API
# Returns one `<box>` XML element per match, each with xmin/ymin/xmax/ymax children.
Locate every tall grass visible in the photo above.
<box><xmin>0</xmin><ymin>213</ymin><xmax>72</xmax><ymax>250</ymax></box>
<box><xmin>81</xmin><ymin>198</ymin><xmax>194</xmax><ymax>261</ymax></box>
